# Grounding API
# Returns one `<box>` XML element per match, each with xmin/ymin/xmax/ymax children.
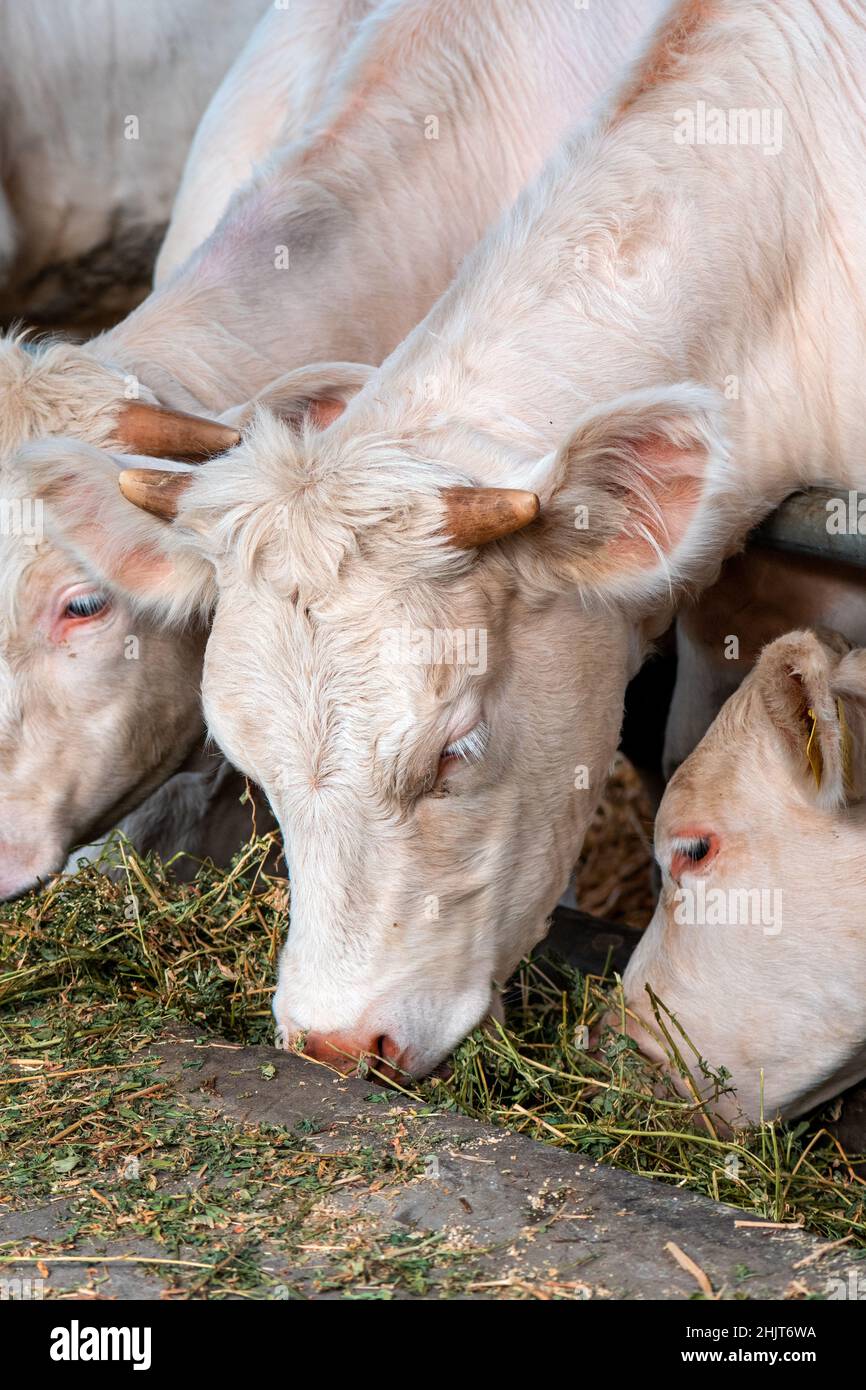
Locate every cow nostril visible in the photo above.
<box><xmin>377</xmin><ymin>1035</ymin><xmax>401</xmax><ymax>1065</ymax></box>
<box><xmin>301</xmin><ymin>1030</ymin><xmax>403</xmax><ymax>1075</ymax></box>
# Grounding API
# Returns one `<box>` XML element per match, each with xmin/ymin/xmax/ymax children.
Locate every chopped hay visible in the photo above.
<box><xmin>1</xmin><ymin>768</ymin><xmax>864</xmax><ymax>1295</ymax></box>
<box><xmin>574</xmin><ymin>755</ymin><xmax>657</xmax><ymax>928</ymax></box>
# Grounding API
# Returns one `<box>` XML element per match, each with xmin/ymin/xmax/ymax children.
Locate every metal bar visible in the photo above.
<box><xmin>752</xmin><ymin>487</ymin><xmax>866</xmax><ymax>567</ymax></box>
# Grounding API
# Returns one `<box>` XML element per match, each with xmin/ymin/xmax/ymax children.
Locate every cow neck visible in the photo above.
<box><xmin>84</xmin><ymin>0</ymin><xmax>629</xmax><ymax>423</ymax></box>
<box><xmin>362</xmin><ymin>0</ymin><xmax>866</xmax><ymax>560</ymax></box>
<box><xmin>87</xmin><ymin>312</ymin><xmax>272</xmax><ymax>419</ymax></box>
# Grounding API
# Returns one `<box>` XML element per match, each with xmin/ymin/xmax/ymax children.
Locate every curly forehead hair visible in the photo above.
<box><xmin>0</xmin><ymin>329</ymin><xmax>124</xmax><ymax>459</ymax></box>
<box><xmin>182</xmin><ymin>408</ymin><xmax>478</xmax><ymax>600</ymax></box>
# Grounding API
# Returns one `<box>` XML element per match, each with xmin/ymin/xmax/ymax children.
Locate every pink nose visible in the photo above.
<box><xmin>302</xmin><ymin>1030</ymin><xmax>403</xmax><ymax>1078</ymax></box>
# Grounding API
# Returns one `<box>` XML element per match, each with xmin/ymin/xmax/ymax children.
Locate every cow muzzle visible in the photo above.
<box><xmin>300</xmin><ymin>1029</ymin><xmax>406</xmax><ymax>1080</ymax></box>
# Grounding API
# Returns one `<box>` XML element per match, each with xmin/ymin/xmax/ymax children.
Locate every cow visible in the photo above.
<box><xmin>0</xmin><ymin>0</ymin><xmax>266</xmax><ymax>324</ymax></box>
<box><xmin>0</xmin><ymin>0</ymin><xmax>667</xmax><ymax>900</ymax></box>
<box><xmin>619</xmin><ymin>630</ymin><xmax>866</xmax><ymax>1125</ymax></box>
<box><xmin>154</xmin><ymin>0</ymin><xmax>376</xmax><ymax>285</ymax></box>
<box><xmin>664</xmin><ymin>548</ymin><xmax>866</xmax><ymax>781</ymax></box>
<box><xmin>57</xmin><ymin>0</ymin><xmax>866</xmax><ymax>1079</ymax></box>
<box><xmin>0</xmin><ymin>0</ymin><xmax>379</xmax><ymax>892</ymax></box>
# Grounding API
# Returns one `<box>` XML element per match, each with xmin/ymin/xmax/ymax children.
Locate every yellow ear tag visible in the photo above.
<box><xmin>838</xmin><ymin>698</ymin><xmax>854</xmax><ymax>796</ymax></box>
<box><xmin>805</xmin><ymin>701</ymin><xmax>853</xmax><ymax>794</ymax></box>
<box><xmin>805</xmin><ymin>708</ymin><xmax>822</xmax><ymax>788</ymax></box>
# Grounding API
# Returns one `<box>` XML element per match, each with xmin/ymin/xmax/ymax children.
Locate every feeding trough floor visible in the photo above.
<box><xmin>0</xmin><ymin>1039</ymin><xmax>857</xmax><ymax>1301</ymax></box>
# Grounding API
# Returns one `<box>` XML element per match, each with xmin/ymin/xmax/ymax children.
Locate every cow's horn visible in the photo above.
<box><xmin>118</xmin><ymin>468</ymin><xmax>194</xmax><ymax>521</ymax></box>
<box><xmin>114</xmin><ymin>401</ymin><xmax>240</xmax><ymax>461</ymax></box>
<box><xmin>443</xmin><ymin>487</ymin><xmax>540</xmax><ymax>547</ymax></box>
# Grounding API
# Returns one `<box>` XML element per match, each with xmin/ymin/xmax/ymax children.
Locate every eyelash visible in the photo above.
<box><xmin>441</xmin><ymin>723</ymin><xmax>488</xmax><ymax>765</ymax></box>
<box><xmin>679</xmin><ymin>837</ymin><xmax>711</xmax><ymax>864</ymax></box>
<box><xmin>668</xmin><ymin>834</ymin><xmax>718</xmax><ymax>881</ymax></box>
<box><xmin>65</xmin><ymin>592</ymin><xmax>110</xmax><ymax>621</ymax></box>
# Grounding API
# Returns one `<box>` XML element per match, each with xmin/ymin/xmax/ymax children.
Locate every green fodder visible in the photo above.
<box><xmin>423</xmin><ymin>957</ymin><xmax>866</xmax><ymax>1247</ymax></box>
<box><xmin>2</xmin><ymin>836</ymin><xmax>865</xmax><ymax>1252</ymax></box>
<box><xmin>0</xmin><ymin>835</ymin><xmax>286</xmax><ymax>1046</ymax></box>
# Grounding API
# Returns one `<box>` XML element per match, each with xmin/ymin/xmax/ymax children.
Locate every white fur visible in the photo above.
<box><xmin>2</xmin><ymin>0</ymin><xmax>666</xmax><ymax>899</ymax></box>
<box><xmin>88</xmin><ymin>0</ymin><xmax>866</xmax><ymax>1076</ymax></box>
<box><xmin>155</xmin><ymin>0</ymin><xmax>377</xmax><ymax>284</ymax></box>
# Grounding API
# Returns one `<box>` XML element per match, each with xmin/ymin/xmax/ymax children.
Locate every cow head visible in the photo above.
<box><xmin>0</xmin><ymin>489</ymin><xmax>208</xmax><ymax>898</ymax></box>
<box><xmin>28</xmin><ymin>373</ymin><xmax>727</xmax><ymax>1072</ymax></box>
<box><xmin>621</xmin><ymin>630</ymin><xmax>866</xmax><ymax>1125</ymax></box>
<box><xmin>0</xmin><ymin>329</ymin><xmax>262</xmax><ymax>899</ymax></box>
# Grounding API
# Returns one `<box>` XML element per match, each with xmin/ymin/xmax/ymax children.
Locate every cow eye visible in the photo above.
<box><xmin>669</xmin><ymin>833</ymin><xmax>718</xmax><ymax>881</ymax></box>
<box><xmin>437</xmin><ymin>722</ymin><xmax>488</xmax><ymax>778</ymax></box>
<box><xmin>64</xmin><ymin>591</ymin><xmax>110</xmax><ymax>621</ymax></box>
<box><xmin>683</xmin><ymin>837</ymin><xmax>711</xmax><ymax>862</ymax></box>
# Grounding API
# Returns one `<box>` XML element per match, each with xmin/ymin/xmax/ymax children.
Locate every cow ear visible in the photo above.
<box><xmin>20</xmin><ymin>438</ymin><xmax>214</xmax><ymax>622</ymax></box>
<box><xmin>756</xmin><ymin>629</ymin><xmax>864</xmax><ymax>809</ymax></box>
<box><xmin>218</xmin><ymin>361</ymin><xmax>375</xmax><ymax>432</ymax></box>
<box><xmin>509</xmin><ymin>384</ymin><xmax>728</xmax><ymax>606</ymax></box>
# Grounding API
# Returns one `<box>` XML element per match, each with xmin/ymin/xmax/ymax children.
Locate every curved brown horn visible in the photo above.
<box><xmin>118</xmin><ymin>468</ymin><xmax>194</xmax><ymax>521</ymax></box>
<box><xmin>443</xmin><ymin>487</ymin><xmax>539</xmax><ymax>547</ymax></box>
<box><xmin>114</xmin><ymin>402</ymin><xmax>240</xmax><ymax>461</ymax></box>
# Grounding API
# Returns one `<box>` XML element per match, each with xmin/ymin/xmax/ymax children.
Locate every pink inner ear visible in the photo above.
<box><xmin>74</xmin><ymin>525</ymin><xmax>174</xmax><ymax>597</ymax></box>
<box><xmin>641</xmin><ymin>436</ymin><xmax>692</xmax><ymax>470</ymax></box>
<box><xmin>64</xmin><ymin>514</ymin><xmax>174</xmax><ymax>594</ymax></box>
<box><xmin>110</xmin><ymin>544</ymin><xmax>176</xmax><ymax>598</ymax></box>
<box><xmin>308</xmin><ymin>397</ymin><xmax>346</xmax><ymax>429</ymax></box>
<box><xmin>607</xmin><ymin>433</ymin><xmax>706</xmax><ymax>567</ymax></box>
<box><xmin>281</xmin><ymin>396</ymin><xmax>346</xmax><ymax>434</ymax></box>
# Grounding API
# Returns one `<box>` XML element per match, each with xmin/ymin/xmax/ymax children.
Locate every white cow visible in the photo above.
<box><xmin>621</xmin><ymin>630</ymin><xmax>866</xmax><ymax>1125</ymax></box>
<box><xmin>59</xmin><ymin>0</ymin><xmax>866</xmax><ymax>1078</ymax></box>
<box><xmin>0</xmin><ymin>0</ymin><xmax>266</xmax><ymax>323</ymax></box>
<box><xmin>0</xmin><ymin>0</ymin><xmax>665</xmax><ymax>898</ymax></box>
<box><xmin>0</xmin><ymin>0</ymin><xmax>377</xmax><ymax>892</ymax></box>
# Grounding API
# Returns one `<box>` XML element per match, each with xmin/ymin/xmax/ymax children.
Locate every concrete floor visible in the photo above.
<box><xmin>1</xmin><ymin>1041</ymin><xmax>859</xmax><ymax>1301</ymax></box>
